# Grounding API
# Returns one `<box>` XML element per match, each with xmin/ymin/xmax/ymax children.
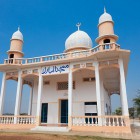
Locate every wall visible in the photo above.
<box><xmin>31</xmin><ymin>68</ymin><xmax>110</xmax><ymax>124</ymax></box>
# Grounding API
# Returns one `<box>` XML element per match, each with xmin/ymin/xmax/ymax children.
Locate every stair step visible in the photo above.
<box><xmin>31</xmin><ymin>126</ymin><xmax>70</xmax><ymax>132</ymax></box>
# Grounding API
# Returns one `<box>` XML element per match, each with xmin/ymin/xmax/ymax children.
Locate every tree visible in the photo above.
<box><xmin>129</xmin><ymin>107</ymin><xmax>134</xmax><ymax>118</ymax></box>
<box><xmin>114</xmin><ymin>107</ymin><xmax>122</xmax><ymax>115</ymax></box>
<box><xmin>114</xmin><ymin>107</ymin><xmax>135</xmax><ymax>117</ymax></box>
<box><xmin>133</xmin><ymin>89</ymin><xmax>140</xmax><ymax>118</ymax></box>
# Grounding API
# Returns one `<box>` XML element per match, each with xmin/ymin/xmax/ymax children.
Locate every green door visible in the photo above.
<box><xmin>41</xmin><ymin>103</ymin><xmax>48</xmax><ymax>123</ymax></box>
<box><xmin>61</xmin><ymin>100</ymin><xmax>68</xmax><ymax>123</ymax></box>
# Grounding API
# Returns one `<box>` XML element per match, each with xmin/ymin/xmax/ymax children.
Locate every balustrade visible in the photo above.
<box><xmin>0</xmin><ymin>116</ymin><xmax>36</xmax><ymax>125</ymax></box>
<box><xmin>4</xmin><ymin>43</ymin><xmax>120</xmax><ymax>65</ymax></box>
<box><xmin>72</xmin><ymin>116</ymin><xmax>129</xmax><ymax>127</ymax></box>
<box><xmin>0</xmin><ymin>116</ymin><xmax>14</xmax><ymax>124</ymax></box>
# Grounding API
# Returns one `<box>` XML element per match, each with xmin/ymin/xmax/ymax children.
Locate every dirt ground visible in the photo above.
<box><xmin>0</xmin><ymin>132</ymin><xmax>129</xmax><ymax>140</ymax></box>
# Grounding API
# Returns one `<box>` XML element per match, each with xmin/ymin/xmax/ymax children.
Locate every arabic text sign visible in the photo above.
<box><xmin>42</xmin><ymin>64</ymin><xmax>69</xmax><ymax>75</ymax></box>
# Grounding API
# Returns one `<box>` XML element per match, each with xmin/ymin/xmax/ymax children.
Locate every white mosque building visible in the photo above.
<box><xmin>0</xmin><ymin>9</ymin><xmax>131</xmax><ymax>133</ymax></box>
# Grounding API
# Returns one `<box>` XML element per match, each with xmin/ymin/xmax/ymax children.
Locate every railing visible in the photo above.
<box><xmin>16</xmin><ymin>116</ymin><xmax>36</xmax><ymax>124</ymax></box>
<box><xmin>0</xmin><ymin>116</ymin><xmax>14</xmax><ymax>124</ymax></box>
<box><xmin>4</xmin><ymin>42</ymin><xmax>120</xmax><ymax>65</ymax></box>
<box><xmin>72</xmin><ymin>116</ymin><xmax>130</xmax><ymax>127</ymax></box>
<box><xmin>0</xmin><ymin>116</ymin><xmax>36</xmax><ymax>124</ymax></box>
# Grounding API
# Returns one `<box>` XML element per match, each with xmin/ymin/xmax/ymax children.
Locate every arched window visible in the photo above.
<box><xmin>103</xmin><ymin>39</ymin><xmax>110</xmax><ymax>50</ymax></box>
<box><xmin>9</xmin><ymin>54</ymin><xmax>14</xmax><ymax>58</ymax></box>
<box><xmin>104</xmin><ymin>39</ymin><xmax>110</xmax><ymax>44</ymax></box>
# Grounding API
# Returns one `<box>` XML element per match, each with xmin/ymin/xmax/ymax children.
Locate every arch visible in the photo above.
<box><xmin>110</xmin><ymin>94</ymin><xmax>121</xmax><ymax>115</ymax></box>
<box><xmin>6</xmin><ymin>76</ymin><xmax>18</xmax><ymax>81</ymax></box>
<box><xmin>72</xmin><ymin>67</ymin><xmax>94</xmax><ymax>73</ymax></box>
<box><xmin>22</xmin><ymin>73</ymin><xmax>39</xmax><ymax>79</ymax></box>
<box><xmin>20</xmin><ymin>84</ymin><xmax>31</xmax><ymax>115</ymax></box>
<box><xmin>104</xmin><ymin>39</ymin><xmax>110</xmax><ymax>44</ymax></box>
<box><xmin>99</xmin><ymin>63</ymin><xmax>119</xmax><ymax>71</ymax></box>
<box><xmin>3</xmin><ymin>79</ymin><xmax>18</xmax><ymax>115</ymax></box>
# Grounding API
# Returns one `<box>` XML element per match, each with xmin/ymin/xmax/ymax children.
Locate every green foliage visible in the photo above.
<box><xmin>114</xmin><ymin>107</ymin><xmax>122</xmax><ymax>115</ymax></box>
<box><xmin>133</xmin><ymin>89</ymin><xmax>140</xmax><ymax>117</ymax></box>
<box><xmin>128</xmin><ymin>107</ymin><xmax>134</xmax><ymax>118</ymax></box>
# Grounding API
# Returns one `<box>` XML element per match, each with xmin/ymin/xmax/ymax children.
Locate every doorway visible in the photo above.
<box><xmin>9</xmin><ymin>54</ymin><xmax>14</xmax><ymax>63</ymax></box>
<box><xmin>41</xmin><ymin>103</ymin><xmax>48</xmax><ymax>123</ymax></box>
<box><xmin>60</xmin><ymin>100</ymin><xmax>68</xmax><ymax>124</ymax></box>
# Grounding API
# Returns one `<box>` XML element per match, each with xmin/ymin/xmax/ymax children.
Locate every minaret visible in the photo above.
<box><xmin>7</xmin><ymin>27</ymin><xmax>24</xmax><ymax>60</ymax></box>
<box><xmin>96</xmin><ymin>7</ymin><xmax>118</xmax><ymax>45</ymax></box>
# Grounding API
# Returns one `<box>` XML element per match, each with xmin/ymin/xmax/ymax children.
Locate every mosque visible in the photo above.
<box><xmin>0</xmin><ymin>8</ymin><xmax>131</xmax><ymax>133</ymax></box>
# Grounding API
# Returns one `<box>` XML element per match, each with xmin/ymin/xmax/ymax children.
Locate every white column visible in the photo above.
<box><xmin>0</xmin><ymin>72</ymin><xmax>6</xmax><ymax>115</ymax></box>
<box><xmin>94</xmin><ymin>61</ymin><xmax>102</xmax><ymax>116</ymax></box>
<box><xmin>118</xmin><ymin>58</ymin><xmax>129</xmax><ymax>116</ymax></box>
<box><xmin>36</xmin><ymin>68</ymin><xmax>43</xmax><ymax>125</ymax></box>
<box><xmin>14</xmin><ymin>70</ymin><xmax>23</xmax><ymax>124</ymax></box>
<box><xmin>100</xmin><ymin>76</ymin><xmax>105</xmax><ymax>116</ymax></box>
<box><xmin>68</xmin><ymin>68</ymin><xmax>73</xmax><ymax>128</ymax></box>
<box><xmin>28</xmin><ymin>87</ymin><xmax>33</xmax><ymax>115</ymax></box>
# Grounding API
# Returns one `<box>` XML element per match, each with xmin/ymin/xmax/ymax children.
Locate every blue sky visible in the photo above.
<box><xmin>0</xmin><ymin>0</ymin><xmax>140</xmax><ymax>113</ymax></box>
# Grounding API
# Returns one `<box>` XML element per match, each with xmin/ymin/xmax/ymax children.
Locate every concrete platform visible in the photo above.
<box><xmin>31</xmin><ymin>126</ymin><xmax>70</xmax><ymax>132</ymax></box>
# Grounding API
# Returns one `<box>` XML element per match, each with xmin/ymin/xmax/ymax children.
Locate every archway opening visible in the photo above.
<box><xmin>110</xmin><ymin>94</ymin><xmax>121</xmax><ymax>115</ymax></box>
<box><xmin>3</xmin><ymin>80</ymin><xmax>17</xmax><ymax>115</ymax></box>
<box><xmin>20</xmin><ymin>84</ymin><xmax>31</xmax><ymax>115</ymax></box>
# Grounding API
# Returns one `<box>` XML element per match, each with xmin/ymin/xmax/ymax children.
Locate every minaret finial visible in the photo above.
<box><xmin>18</xmin><ymin>26</ymin><xmax>20</xmax><ymax>31</ymax></box>
<box><xmin>76</xmin><ymin>23</ymin><xmax>81</xmax><ymax>31</ymax></box>
<box><xmin>104</xmin><ymin>6</ymin><xmax>106</xmax><ymax>13</ymax></box>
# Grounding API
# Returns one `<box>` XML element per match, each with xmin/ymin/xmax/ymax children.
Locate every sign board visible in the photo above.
<box><xmin>42</xmin><ymin>64</ymin><xmax>69</xmax><ymax>75</ymax></box>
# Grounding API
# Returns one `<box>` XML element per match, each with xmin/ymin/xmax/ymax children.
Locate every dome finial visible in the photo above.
<box><xmin>76</xmin><ymin>23</ymin><xmax>81</xmax><ymax>31</ymax></box>
<box><xmin>18</xmin><ymin>26</ymin><xmax>20</xmax><ymax>31</ymax></box>
<box><xmin>104</xmin><ymin>6</ymin><xmax>106</xmax><ymax>13</ymax></box>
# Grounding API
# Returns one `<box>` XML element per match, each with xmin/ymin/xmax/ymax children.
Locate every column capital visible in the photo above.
<box><xmin>93</xmin><ymin>61</ymin><xmax>99</xmax><ymax>67</ymax></box>
<box><xmin>17</xmin><ymin>69</ymin><xmax>22</xmax><ymax>74</ymax></box>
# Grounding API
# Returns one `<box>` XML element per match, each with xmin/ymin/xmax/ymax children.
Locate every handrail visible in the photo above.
<box><xmin>71</xmin><ymin>115</ymin><xmax>130</xmax><ymax>127</ymax></box>
<box><xmin>4</xmin><ymin>42</ymin><xmax>120</xmax><ymax>65</ymax></box>
<box><xmin>0</xmin><ymin>115</ymin><xmax>36</xmax><ymax>124</ymax></box>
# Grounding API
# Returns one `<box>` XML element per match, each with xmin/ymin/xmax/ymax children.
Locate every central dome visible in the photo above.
<box><xmin>65</xmin><ymin>30</ymin><xmax>92</xmax><ymax>52</ymax></box>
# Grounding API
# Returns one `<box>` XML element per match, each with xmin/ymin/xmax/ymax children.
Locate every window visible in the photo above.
<box><xmin>9</xmin><ymin>54</ymin><xmax>14</xmax><ymax>58</ymax></box>
<box><xmin>83</xmin><ymin>77</ymin><xmax>95</xmax><ymax>82</ymax></box>
<box><xmin>103</xmin><ymin>39</ymin><xmax>110</xmax><ymax>49</ymax></box>
<box><xmin>86</xmin><ymin>63</ymin><xmax>93</xmax><ymax>67</ymax></box>
<box><xmin>9</xmin><ymin>54</ymin><xmax>14</xmax><ymax>63</ymax></box>
<box><xmin>33</xmin><ymin>69</ymin><xmax>38</xmax><ymax>73</ymax></box>
<box><xmin>84</xmin><ymin>102</ymin><xmax>97</xmax><ymax>124</ymax></box>
<box><xmin>104</xmin><ymin>39</ymin><xmax>110</xmax><ymax>44</ymax></box>
<box><xmin>57</xmin><ymin>81</ymin><xmax>75</xmax><ymax>90</ymax></box>
<box><xmin>73</xmin><ymin>64</ymin><xmax>80</xmax><ymax>69</ymax></box>
<box><xmin>44</xmin><ymin>81</ymin><xmax>50</xmax><ymax>85</ymax></box>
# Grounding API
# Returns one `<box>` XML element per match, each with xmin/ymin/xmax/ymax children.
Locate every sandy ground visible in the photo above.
<box><xmin>0</xmin><ymin>122</ymin><xmax>140</xmax><ymax>140</ymax></box>
<box><xmin>0</xmin><ymin>126</ymin><xmax>139</xmax><ymax>140</ymax></box>
<box><xmin>0</xmin><ymin>131</ymin><xmax>131</xmax><ymax>140</ymax></box>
